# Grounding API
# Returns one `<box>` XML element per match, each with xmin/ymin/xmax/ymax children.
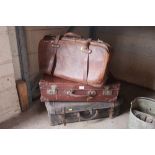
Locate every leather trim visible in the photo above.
<box><xmin>82</xmin><ymin>39</ymin><xmax>91</xmax><ymax>83</ymax></box>
<box><xmin>83</xmin><ymin>53</ymin><xmax>89</xmax><ymax>83</ymax></box>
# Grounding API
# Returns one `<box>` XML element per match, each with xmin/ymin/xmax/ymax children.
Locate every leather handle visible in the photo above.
<box><xmin>80</xmin><ymin>110</ymin><xmax>98</xmax><ymax>121</ymax></box>
<box><xmin>63</xmin><ymin>32</ymin><xmax>81</xmax><ymax>38</ymax></box>
<box><xmin>66</xmin><ymin>90</ymin><xmax>96</xmax><ymax>98</ymax></box>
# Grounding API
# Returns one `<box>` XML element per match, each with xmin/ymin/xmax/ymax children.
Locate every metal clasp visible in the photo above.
<box><xmin>103</xmin><ymin>86</ymin><xmax>112</xmax><ymax>96</ymax></box>
<box><xmin>51</xmin><ymin>43</ymin><xmax>60</xmax><ymax>48</ymax></box>
<box><xmin>81</xmin><ymin>47</ymin><xmax>92</xmax><ymax>54</ymax></box>
<box><xmin>87</xmin><ymin>90</ymin><xmax>97</xmax><ymax>97</ymax></box>
<box><xmin>47</xmin><ymin>85</ymin><xmax>58</xmax><ymax>95</ymax></box>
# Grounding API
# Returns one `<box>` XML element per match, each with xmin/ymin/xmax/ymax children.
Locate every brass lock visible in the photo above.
<box><xmin>87</xmin><ymin>90</ymin><xmax>97</xmax><ymax>97</ymax></box>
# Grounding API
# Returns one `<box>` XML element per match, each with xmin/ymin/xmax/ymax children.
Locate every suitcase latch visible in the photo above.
<box><xmin>103</xmin><ymin>86</ymin><xmax>112</xmax><ymax>96</ymax></box>
<box><xmin>47</xmin><ymin>85</ymin><xmax>58</xmax><ymax>95</ymax></box>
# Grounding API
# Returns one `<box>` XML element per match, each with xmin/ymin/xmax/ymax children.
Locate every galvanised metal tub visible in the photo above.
<box><xmin>128</xmin><ymin>97</ymin><xmax>155</xmax><ymax>129</ymax></box>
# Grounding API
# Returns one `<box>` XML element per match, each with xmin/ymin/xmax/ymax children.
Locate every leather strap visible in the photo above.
<box><xmin>47</xmin><ymin>35</ymin><xmax>60</xmax><ymax>74</ymax></box>
<box><xmin>83</xmin><ymin>54</ymin><xmax>89</xmax><ymax>82</ymax></box>
<box><xmin>82</xmin><ymin>39</ymin><xmax>92</xmax><ymax>83</ymax></box>
<box><xmin>80</xmin><ymin>109</ymin><xmax>98</xmax><ymax>121</ymax></box>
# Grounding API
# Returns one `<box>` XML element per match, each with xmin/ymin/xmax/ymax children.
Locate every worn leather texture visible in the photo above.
<box><xmin>38</xmin><ymin>33</ymin><xmax>110</xmax><ymax>87</ymax></box>
<box><xmin>39</xmin><ymin>76</ymin><xmax>120</xmax><ymax>102</ymax></box>
<box><xmin>45</xmin><ymin>100</ymin><xmax>121</xmax><ymax>126</ymax></box>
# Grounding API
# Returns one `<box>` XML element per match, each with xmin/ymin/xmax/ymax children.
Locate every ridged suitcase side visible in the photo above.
<box><xmin>39</xmin><ymin>76</ymin><xmax>120</xmax><ymax>102</ymax></box>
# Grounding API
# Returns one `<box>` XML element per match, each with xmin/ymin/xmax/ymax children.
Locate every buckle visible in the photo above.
<box><xmin>51</xmin><ymin>43</ymin><xmax>60</xmax><ymax>48</ymax></box>
<box><xmin>81</xmin><ymin>47</ymin><xmax>92</xmax><ymax>54</ymax></box>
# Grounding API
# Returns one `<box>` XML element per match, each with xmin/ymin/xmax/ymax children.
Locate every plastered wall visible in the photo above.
<box><xmin>0</xmin><ymin>27</ymin><xmax>21</xmax><ymax>123</ymax></box>
<box><xmin>96</xmin><ymin>27</ymin><xmax>155</xmax><ymax>90</ymax></box>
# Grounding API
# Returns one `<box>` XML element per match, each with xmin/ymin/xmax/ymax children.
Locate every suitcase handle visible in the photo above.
<box><xmin>80</xmin><ymin>109</ymin><xmax>98</xmax><ymax>121</ymax></box>
<box><xmin>66</xmin><ymin>89</ymin><xmax>96</xmax><ymax>98</ymax></box>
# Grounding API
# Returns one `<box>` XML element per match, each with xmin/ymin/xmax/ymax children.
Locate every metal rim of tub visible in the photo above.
<box><xmin>128</xmin><ymin>97</ymin><xmax>155</xmax><ymax>129</ymax></box>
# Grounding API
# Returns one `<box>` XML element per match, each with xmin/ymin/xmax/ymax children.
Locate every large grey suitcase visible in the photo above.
<box><xmin>45</xmin><ymin>100</ymin><xmax>121</xmax><ymax>126</ymax></box>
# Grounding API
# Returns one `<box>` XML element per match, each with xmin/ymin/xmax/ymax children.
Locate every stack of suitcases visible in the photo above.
<box><xmin>38</xmin><ymin>32</ymin><xmax>121</xmax><ymax>126</ymax></box>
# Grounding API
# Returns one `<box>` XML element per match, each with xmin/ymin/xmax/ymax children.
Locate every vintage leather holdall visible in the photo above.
<box><xmin>38</xmin><ymin>32</ymin><xmax>110</xmax><ymax>87</ymax></box>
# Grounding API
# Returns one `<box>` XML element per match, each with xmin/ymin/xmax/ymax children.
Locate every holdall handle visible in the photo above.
<box><xmin>66</xmin><ymin>89</ymin><xmax>97</xmax><ymax>98</ymax></box>
<box><xmin>62</xmin><ymin>110</ymin><xmax>98</xmax><ymax>125</ymax></box>
<box><xmin>63</xmin><ymin>32</ymin><xmax>81</xmax><ymax>38</ymax></box>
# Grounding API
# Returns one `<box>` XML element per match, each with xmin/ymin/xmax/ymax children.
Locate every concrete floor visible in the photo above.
<box><xmin>0</xmin><ymin>81</ymin><xmax>155</xmax><ymax>129</ymax></box>
<box><xmin>0</xmin><ymin>100</ymin><xmax>129</xmax><ymax>129</ymax></box>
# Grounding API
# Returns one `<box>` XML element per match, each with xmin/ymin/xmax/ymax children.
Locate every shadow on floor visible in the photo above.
<box><xmin>0</xmin><ymin>100</ymin><xmax>46</xmax><ymax>129</ymax></box>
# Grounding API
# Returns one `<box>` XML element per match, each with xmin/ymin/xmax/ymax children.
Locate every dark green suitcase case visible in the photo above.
<box><xmin>45</xmin><ymin>100</ymin><xmax>122</xmax><ymax>126</ymax></box>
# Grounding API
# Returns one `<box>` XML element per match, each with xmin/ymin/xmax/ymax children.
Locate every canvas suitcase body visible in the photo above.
<box><xmin>45</xmin><ymin>100</ymin><xmax>121</xmax><ymax>126</ymax></box>
<box><xmin>38</xmin><ymin>32</ymin><xmax>110</xmax><ymax>87</ymax></box>
<box><xmin>39</xmin><ymin>76</ymin><xmax>120</xmax><ymax>102</ymax></box>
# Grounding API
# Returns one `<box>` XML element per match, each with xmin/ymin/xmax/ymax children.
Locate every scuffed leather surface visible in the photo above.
<box><xmin>39</xmin><ymin>76</ymin><xmax>120</xmax><ymax>102</ymax></box>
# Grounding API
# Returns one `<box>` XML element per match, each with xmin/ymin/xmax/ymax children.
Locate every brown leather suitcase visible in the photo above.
<box><xmin>39</xmin><ymin>76</ymin><xmax>120</xmax><ymax>102</ymax></box>
<box><xmin>38</xmin><ymin>32</ymin><xmax>110</xmax><ymax>87</ymax></box>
